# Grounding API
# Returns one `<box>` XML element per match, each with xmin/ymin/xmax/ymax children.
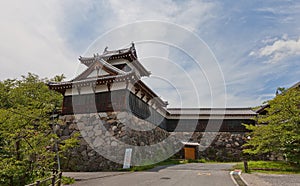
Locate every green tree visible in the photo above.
<box><xmin>0</xmin><ymin>73</ymin><xmax>77</xmax><ymax>185</ymax></box>
<box><xmin>50</xmin><ymin>74</ymin><xmax>66</xmax><ymax>82</ymax></box>
<box><xmin>244</xmin><ymin>87</ymin><xmax>300</xmax><ymax>164</ymax></box>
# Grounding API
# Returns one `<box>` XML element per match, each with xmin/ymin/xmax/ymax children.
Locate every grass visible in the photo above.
<box><xmin>61</xmin><ymin>176</ymin><xmax>75</xmax><ymax>185</ymax></box>
<box><xmin>233</xmin><ymin>161</ymin><xmax>300</xmax><ymax>174</ymax></box>
<box><xmin>29</xmin><ymin>174</ymin><xmax>75</xmax><ymax>185</ymax></box>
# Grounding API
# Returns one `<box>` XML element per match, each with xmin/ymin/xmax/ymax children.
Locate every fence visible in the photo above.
<box><xmin>25</xmin><ymin>171</ymin><xmax>62</xmax><ymax>186</ymax></box>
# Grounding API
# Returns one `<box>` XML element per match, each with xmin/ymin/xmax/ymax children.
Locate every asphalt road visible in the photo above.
<box><xmin>242</xmin><ymin>172</ymin><xmax>300</xmax><ymax>186</ymax></box>
<box><xmin>68</xmin><ymin>163</ymin><xmax>236</xmax><ymax>186</ymax></box>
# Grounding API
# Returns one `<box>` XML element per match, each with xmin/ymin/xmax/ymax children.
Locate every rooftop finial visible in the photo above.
<box><xmin>103</xmin><ymin>46</ymin><xmax>108</xmax><ymax>53</ymax></box>
<box><xmin>94</xmin><ymin>53</ymin><xmax>101</xmax><ymax>61</ymax></box>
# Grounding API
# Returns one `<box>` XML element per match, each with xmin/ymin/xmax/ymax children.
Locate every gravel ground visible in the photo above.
<box><xmin>241</xmin><ymin>173</ymin><xmax>300</xmax><ymax>186</ymax></box>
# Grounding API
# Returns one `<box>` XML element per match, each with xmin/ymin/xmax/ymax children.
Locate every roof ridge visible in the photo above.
<box><xmin>71</xmin><ymin>58</ymin><xmax>130</xmax><ymax>82</ymax></box>
<box><xmin>48</xmin><ymin>70</ymin><xmax>136</xmax><ymax>86</ymax></box>
<box><xmin>167</xmin><ymin>107</ymin><xmax>253</xmax><ymax>110</ymax></box>
<box><xmin>98</xmin><ymin>58</ymin><xmax>126</xmax><ymax>75</ymax></box>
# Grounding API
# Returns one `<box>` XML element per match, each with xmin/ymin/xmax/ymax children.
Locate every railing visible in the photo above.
<box><xmin>25</xmin><ymin>171</ymin><xmax>62</xmax><ymax>186</ymax></box>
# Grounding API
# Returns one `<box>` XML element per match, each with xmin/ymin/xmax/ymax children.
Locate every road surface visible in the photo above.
<box><xmin>67</xmin><ymin>163</ymin><xmax>236</xmax><ymax>186</ymax></box>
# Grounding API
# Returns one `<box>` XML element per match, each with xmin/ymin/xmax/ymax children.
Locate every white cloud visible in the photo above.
<box><xmin>0</xmin><ymin>1</ymin><xmax>77</xmax><ymax>80</ymax></box>
<box><xmin>74</xmin><ymin>1</ymin><xmax>224</xmax><ymax>107</ymax></box>
<box><xmin>0</xmin><ymin>0</ymin><xmax>225</xmax><ymax>107</ymax></box>
<box><xmin>1</xmin><ymin>0</ymin><xmax>299</xmax><ymax>108</ymax></box>
<box><xmin>261</xmin><ymin>37</ymin><xmax>279</xmax><ymax>44</ymax></box>
<box><xmin>107</xmin><ymin>0</ymin><xmax>217</xmax><ymax>31</ymax></box>
<box><xmin>251</xmin><ymin>36</ymin><xmax>300</xmax><ymax>63</ymax></box>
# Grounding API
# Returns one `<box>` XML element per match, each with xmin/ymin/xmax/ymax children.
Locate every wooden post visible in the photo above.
<box><xmin>243</xmin><ymin>160</ymin><xmax>249</xmax><ymax>173</ymax></box>
<box><xmin>51</xmin><ymin>174</ymin><xmax>56</xmax><ymax>186</ymax></box>
<box><xmin>9</xmin><ymin>176</ymin><xmax>13</xmax><ymax>186</ymax></box>
<box><xmin>57</xmin><ymin>172</ymin><xmax>62</xmax><ymax>186</ymax></box>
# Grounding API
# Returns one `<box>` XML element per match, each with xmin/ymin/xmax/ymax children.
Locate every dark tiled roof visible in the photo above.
<box><xmin>289</xmin><ymin>81</ymin><xmax>300</xmax><ymax>89</ymax></box>
<box><xmin>167</xmin><ymin>108</ymin><xmax>257</xmax><ymax>116</ymax></box>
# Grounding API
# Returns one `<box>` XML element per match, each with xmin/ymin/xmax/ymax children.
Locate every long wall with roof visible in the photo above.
<box><xmin>60</xmin><ymin>87</ymin><xmax>256</xmax><ymax>132</ymax></box>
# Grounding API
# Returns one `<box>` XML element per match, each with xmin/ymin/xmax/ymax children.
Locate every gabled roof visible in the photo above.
<box><xmin>78</xmin><ymin>43</ymin><xmax>151</xmax><ymax>77</ymax></box>
<box><xmin>79</xmin><ymin>46</ymin><xmax>136</xmax><ymax>67</ymax></box>
<box><xmin>48</xmin><ymin>56</ymin><xmax>137</xmax><ymax>93</ymax></box>
<box><xmin>72</xmin><ymin>57</ymin><xmax>127</xmax><ymax>81</ymax></box>
<box><xmin>48</xmin><ymin>72</ymin><xmax>138</xmax><ymax>93</ymax></box>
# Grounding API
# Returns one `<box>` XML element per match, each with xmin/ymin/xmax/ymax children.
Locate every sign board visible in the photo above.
<box><xmin>123</xmin><ymin>148</ymin><xmax>132</xmax><ymax>169</ymax></box>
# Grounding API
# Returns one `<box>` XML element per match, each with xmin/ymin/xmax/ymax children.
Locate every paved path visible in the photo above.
<box><xmin>241</xmin><ymin>173</ymin><xmax>300</xmax><ymax>186</ymax></box>
<box><xmin>64</xmin><ymin>163</ymin><xmax>236</xmax><ymax>186</ymax></box>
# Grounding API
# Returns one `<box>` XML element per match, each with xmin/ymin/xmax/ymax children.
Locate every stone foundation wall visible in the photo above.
<box><xmin>174</xmin><ymin>132</ymin><xmax>248</xmax><ymax>161</ymax></box>
<box><xmin>58</xmin><ymin>113</ymin><xmax>253</xmax><ymax>171</ymax></box>
<box><xmin>57</xmin><ymin>111</ymin><xmax>172</xmax><ymax>171</ymax></box>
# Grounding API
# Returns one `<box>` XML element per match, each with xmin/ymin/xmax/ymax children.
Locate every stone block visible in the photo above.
<box><xmin>234</xmin><ymin>142</ymin><xmax>240</xmax><ymax>147</ymax></box>
<box><xmin>111</xmin><ymin>141</ymin><xmax>118</xmax><ymax>146</ymax></box>
<box><xmin>103</xmin><ymin>130</ymin><xmax>109</xmax><ymax>136</ymax></box>
<box><xmin>69</xmin><ymin>123</ymin><xmax>78</xmax><ymax>130</ymax></box>
<box><xmin>117</xmin><ymin>112</ymin><xmax>128</xmax><ymax>119</ymax></box>
<box><xmin>88</xmin><ymin>131</ymin><xmax>95</xmax><ymax>137</ymax></box>
<box><xmin>107</xmin><ymin>118</ymin><xmax>117</xmax><ymax>124</ymax></box>
<box><xmin>84</xmin><ymin>137</ymin><xmax>92</xmax><ymax>144</ymax></box>
<box><xmin>114</xmin><ymin>126</ymin><xmax>120</xmax><ymax>132</ymax></box>
<box><xmin>88</xmin><ymin>150</ymin><xmax>96</xmax><ymax>157</ymax></box>
<box><xmin>80</xmin><ymin>131</ymin><xmax>87</xmax><ymax>137</ymax></box>
<box><xmin>93</xmin><ymin>136</ymin><xmax>105</xmax><ymax>147</ymax></box>
<box><xmin>94</xmin><ymin>129</ymin><xmax>102</xmax><ymax>136</ymax></box>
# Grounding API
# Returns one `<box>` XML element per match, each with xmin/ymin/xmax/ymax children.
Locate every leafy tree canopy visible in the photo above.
<box><xmin>0</xmin><ymin>73</ymin><xmax>77</xmax><ymax>185</ymax></box>
<box><xmin>244</xmin><ymin>86</ymin><xmax>300</xmax><ymax>164</ymax></box>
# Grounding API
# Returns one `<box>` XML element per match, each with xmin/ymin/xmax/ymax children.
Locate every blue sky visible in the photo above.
<box><xmin>0</xmin><ymin>0</ymin><xmax>299</xmax><ymax>108</ymax></box>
